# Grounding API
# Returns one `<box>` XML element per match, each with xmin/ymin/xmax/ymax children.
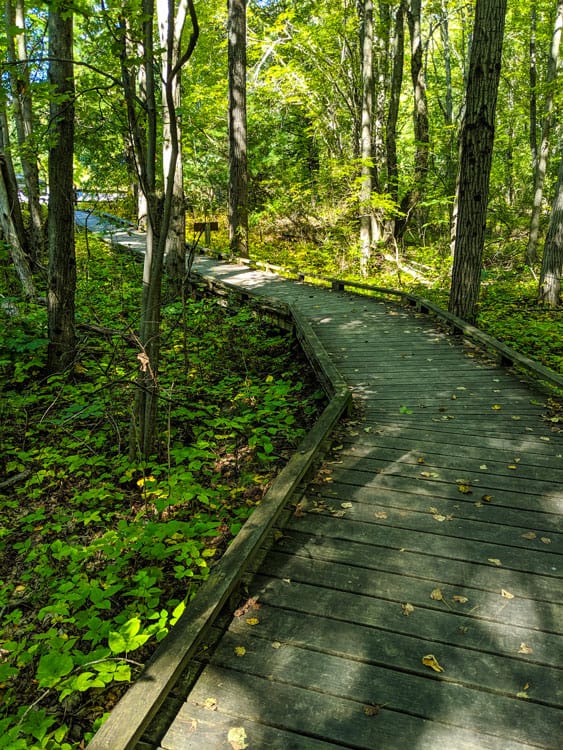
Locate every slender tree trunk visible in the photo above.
<box><xmin>538</xmin><ymin>149</ymin><xmax>563</xmax><ymax>306</ymax></box>
<box><xmin>359</xmin><ymin>0</ymin><xmax>374</xmax><ymax>277</ymax></box>
<box><xmin>449</xmin><ymin>0</ymin><xmax>507</xmax><ymax>324</ymax></box>
<box><xmin>386</xmin><ymin>1</ymin><xmax>405</xmax><ymax>209</ymax></box>
<box><xmin>5</xmin><ymin>0</ymin><xmax>43</xmax><ymax>263</ymax></box>
<box><xmin>228</xmin><ymin>0</ymin><xmax>249</xmax><ymax>258</ymax></box>
<box><xmin>0</xmin><ymin>154</ymin><xmax>35</xmax><ymax>297</ymax></box>
<box><xmin>526</xmin><ymin>0</ymin><xmax>563</xmax><ymax>265</ymax></box>
<box><xmin>0</xmin><ymin>104</ymin><xmax>28</xmax><ymax>259</ymax></box>
<box><xmin>46</xmin><ymin>2</ymin><xmax>76</xmax><ymax>373</ymax></box>
<box><xmin>159</xmin><ymin>0</ymin><xmax>187</xmax><ymax>298</ymax></box>
<box><xmin>395</xmin><ymin>0</ymin><xmax>429</xmax><ymax>240</ymax></box>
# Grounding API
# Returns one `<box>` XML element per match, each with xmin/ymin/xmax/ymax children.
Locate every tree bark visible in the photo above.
<box><xmin>0</xmin><ymin>153</ymin><xmax>35</xmax><ymax>297</ymax></box>
<box><xmin>46</xmin><ymin>2</ymin><xmax>76</xmax><ymax>373</ymax></box>
<box><xmin>448</xmin><ymin>0</ymin><xmax>507</xmax><ymax>324</ymax></box>
<box><xmin>4</xmin><ymin>0</ymin><xmax>43</xmax><ymax>263</ymax></box>
<box><xmin>359</xmin><ymin>0</ymin><xmax>375</xmax><ymax>277</ymax></box>
<box><xmin>228</xmin><ymin>0</ymin><xmax>249</xmax><ymax>258</ymax></box>
<box><xmin>386</xmin><ymin>1</ymin><xmax>405</xmax><ymax>208</ymax></box>
<box><xmin>538</xmin><ymin>149</ymin><xmax>563</xmax><ymax>306</ymax></box>
<box><xmin>526</xmin><ymin>0</ymin><xmax>563</xmax><ymax>265</ymax></box>
<box><xmin>159</xmin><ymin>0</ymin><xmax>188</xmax><ymax>298</ymax></box>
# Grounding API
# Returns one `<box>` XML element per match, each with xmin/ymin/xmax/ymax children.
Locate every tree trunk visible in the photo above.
<box><xmin>448</xmin><ymin>0</ymin><xmax>507</xmax><ymax>324</ymax></box>
<box><xmin>159</xmin><ymin>0</ymin><xmax>187</xmax><ymax>298</ymax></box>
<box><xmin>538</xmin><ymin>149</ymin><xmax>563</xmax><ymax>306</ymax></box>
<box><xmin>395</xmin><ymin>0</ymin><xmax>430</xmax><ymax>240</ymax></box>
<box><xmin>526</xmin><ymin>0</ymin><xmax>563</xmax><ymax>265</ymax></box>
<box><xmin>4</xmin><ymin>0</ymin><xmax>43</xmax><ymax>264</ymax></box>
<box><xmin>0</xmin><ymin>153</ymin><xmax>35</xmax><ymax>297</ymax></box>
<box><xmin>228</xmin><ymin>0</ymin><xmax>249</xmax><ymax>258</ymax></box>
<box><xmin>386</xmin><ymin>1</ymin><xmax>405</xmax><ymax>208</ymax></box>
<box><xmin>359</xmin><ymin>0</ymin><xmax>375</xmax><ymax>277</ymax></box>
<box><xmin>46</xmin><ymin>2</ymin><xmax>76</xmax><ymax>373</ymax></box>
<box><xmin>0</xmin><ymin>104</ymin><xmax>28</xmax><ymax>260</ymax></box>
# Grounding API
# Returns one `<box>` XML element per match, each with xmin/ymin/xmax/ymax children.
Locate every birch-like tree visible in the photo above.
<box><xmin>228</xmin><ymin>0</ymin><xmax>248</xmax><ymax>258</ymax></box>
<box><xmin>538</xmin><ymin>147</ymin><xmax>563</xmax><ymax>305</ymax></box>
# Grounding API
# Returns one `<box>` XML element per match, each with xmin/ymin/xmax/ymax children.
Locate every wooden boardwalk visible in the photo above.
<box><xmin>86</xmin><ymin>245</ymin><xmax>563</xmax><ymax>750</ymax></box>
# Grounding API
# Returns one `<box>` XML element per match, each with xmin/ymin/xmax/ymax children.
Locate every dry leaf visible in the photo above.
<box><xmin>417</xmin><ymin>457</ymin><xmax>425</xmax><ymax>464</ymax></box>
<box><xmin>227</xmin><ymin>726</ymin><xmax>249</xmax><ymax>750</ymax></box>
<box><xmin>203</xmin><ymin>697</ymin><xmax>218</xmax><ymax>711</ymax></box>
<box><xmin>457</xmin><ymin>484</ymin><xmax>472</xmax><ymax>494</ymax></box>
<box><xmin>341</xmin><ymin>502</ymin><xmax>353</xmax><ymax>509</ymax></box>
<box><xmin>516</xmin><ymin>691</ymin><xmax>529</xmax><ymax>699</ymax></box>
<box><xmin>245</xmin><ymin>617</ymin><xmax>260</xmax><ymax>626</ymax></box>
<box><xmin>518</xmin><ymin>643</ymin><xmax>533</xmax><ymax>655</ymax></box>
<box><xmin>482</xmin><ymin>494</ymin><xmax>493</xmax><ymax>503</ymax></box>
<box><xmin>234</xmin><ymin>646</ymin><xmax>246</xmax><ymax>657</ymax></box>
<box><xmin>420</xmin><ymin>471</ymin><xmax>439</xmax><ymax>478</ymax></box>
<box><xmin>479</xmin><ymin>464</ymin><xmax>488</xmax><ymax>470</ymax></box>
<box><xmin>271</xmin><ymin>641</ymin><xmax>282</xmax><ymax>649</ymax></box>
<box><xmin>363</xmin><ymin>703</ymin><xmax>384</xmax><ymax>716</ymax></box>
<box><xmin>540</xmin><ymin>537</ymin><xmax>552</xmax><ymax>545</ymax></box>
<box><xmin>491</xmin><ymin>404</ymin><xmax>502</xmax><ymax>410</ymax></box>
<box><xmin>430</xmin><ymin>588</ymin><xmax>443</xmax><ymax>601</ymax></box>
<box><xmin>507</xmin><ymin>464</ymin><xmax>518</xmax><ymax>470</ymax></box>
<box><xmin>422</xmin><ymin>654</ymin><xmax>444</xmax><ymax>673</ymax></box>
<box><xmin>374</xmin><ymin>511</ymin><xmax>388</xmax><ymax>519</ymax></box>
<box><xmin>488</xmin><ymin>558</ymin><xmax>502</xmax><ymax>566</ymax></box>
<box><xmin>401</xmin><ymin>603</ymin><xmax>415</xmax><ymax>616</ymax></box>
<box><xmin>501</xmin><ymin>589</ymin><xmax>514</xmax><ymax>599</ymax></box>
<box><xmin>432</xmin><ymin>513</ymin><xmax>447</xmax><ymax>522</ymax></box>
<box><xmin>521</xmin><ymin>532</ymin><xmax>537</xmax><ymax>540</ymax></box>
<box><xmin>452</xmin><ymin>595</ymin><xmax>469</xmax><ymax>604</ymax></box>
<box><xmin>234</xmin><ymin>597</ymin><xmax>260</xmax><ymax>618</ymax></box>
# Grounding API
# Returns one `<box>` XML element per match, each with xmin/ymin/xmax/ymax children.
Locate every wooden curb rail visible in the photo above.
<box><xmin>87</xmin><ymin>286</ymin><xmax>351</xmax><ymax>750</ymax></box>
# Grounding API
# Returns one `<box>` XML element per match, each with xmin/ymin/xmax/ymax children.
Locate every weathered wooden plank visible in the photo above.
<box><xmin>161</xmin><ymin>701</ymin><xmax>345</xmax><ymax>749</ymax></box>
<box><xmin>251</xmin><ymin>574</ymin><xmax>563</xmax><ymax>666</ymax></box>
<box><xmin>275</xmin><ymin>528</ymin><xmax>560</xmax><ymax>604</ymax></box>
<box><xmin>259</xmin><ymin>551</ymin><xmax>562</xmax><ymax>632</ymax></box>
<box><xmin>176</xmin><ymin>666</ymin><xmax>540</xmax><ymax>750</ymax></box>
<box><xmin>317</xmin><ymin>482</ymin><xmax>562</xmax><ymax>534</ymax></box>
<box><xmin>206</xmin><ymin>636</ymin><xmax>562</xmax><ymax>749</ymax></box>
<box><xmin>226</xmin><ymin>604</ymin><xmax>562</xmax><ymax>706</ymax></box>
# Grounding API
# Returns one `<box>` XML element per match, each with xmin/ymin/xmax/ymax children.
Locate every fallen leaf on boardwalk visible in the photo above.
<box><xmin>245</xmin><ymin>617</ymin><xmax>260</xmax><ymax>626</ymax></box>
<box><xmin>512</xmin><ymin>415</ymin><xmax>521</xmax><ymax>420</ymax></box>
<box><xmin>457</xmin><ymin>484</ymin><xmax>472</xmax><ymax>494</ymax></box>
<box><xmin>331</xmin><ymin>510</ymin><xmax>347</xmax><ymax>518</ymax></box>
<box><xmin>430</xmin><ymin>588</ymin><xmax>444</xmax><ymax>601</ymax></box>
<box><xmin>516</xmin><ymin>691</ymin><xmax>529</xmax><ymax>699</ymax></box>
<box><xmin>293</xmin><ymin>502</ymin><xmax>305</xmax><ymax>517</ymax></box>
<box><xmin>420</xmin><ymin>471</ymin><xmax>439</xmax><ymax>478</ymax></box>
<box><xmin>521</xmin><ymin>531</ymin><xmax>537</xmax><ymax>540</ymax></box>
<box><xmin>271</xmin><ymin>641</ymin><xmax>282</xmax><ymax>649</ymax></box>
<box><xmin>341</xmin><ymin>502</ymin><xmax>353</xmax><ymax>509</ymax></box>
<box><xmin>481</xmin><ymin>494</ymin><xmax>493</xmax><ymax>503</ymax></box>
<box><xmin>364</xmin><ymin>703</ymin><xmax>385</xmax><ymax>716</ymax></box>
<box><xmin>402</xmin><ymin>603</ymin><xmax>415</xmax><ymax>616</ymax></box>
<box><xmin>540</xmin><ymin>537</ymin><xmax>552</xmax><ymax>545</ymax></box>
<box><xmin>488</xmin><ymin>558</ymin><xmax>502</xmax><ymax>566</ymax></box>
<box><xmin>539</xmin><ymin>436</ymin><xmax>550</xmax><ymax>441</ymax></box>
<box><xmin>501</xmin><ymin>589</ymin><xmax>514</xmax><ymax>599</ymax></box>
<box><xmin>234</xmin><ymin>646</ymin><xmax>246</xmax><ymax>657</ymax></box>
<box><xmin>234</xmin><ymin>597</ymin><xmax>260</xmax><ymax>618</ymax></box>
<box><xmin>374</xmin><ymin>511</ymin><xmax>388</xmax><ymax>519</ymax></box>
<box><xmin>479</xmin><ymin>464</ymin><xmax>488</xmax><ymax>470</ymax></box>
<box><xmin>452</xmin><ymin>595</ymin><xmax>469</xmax><ymax>604</ymax></box>
<box><xmin>189</xmin><ymin>718</ymin><xmax>198</xmax><ymax>731</ymax></box>
<box><xmin>507</xmin><ymin>464</ymin><xmax>518</xmax><ymax>470</ymax></box>
<box><xmin>422</xmin><ymin>654</ymin><xmax>444</xmax><ymax>673</ymax></box>
<box><xmin>518</xmin><ymin>643</ymin><xmax>533</xmax><ymax>654</ymax></box>
<box><xmin>417</xmin><ymin>456</ymin><xmax>425</xmax><ymax>464</ymax></box>
<box><xmin>491</xmin><ymin>404</ymin><xmax>502</xmax><ymax>410</ymax></box>
<box><xmin>228</xmin><ymin>726</ymin><xmax>249</xmax><ymax>749</ymax></box>
<box><xmin>432</xmin><ymin>513</ymin><xmax>452</xmax><ymax>522</ymax></box>
<box><xmin>203</xmin><ymin>697</ymin><xmax>218</xmax><ymax>711</ymax></box>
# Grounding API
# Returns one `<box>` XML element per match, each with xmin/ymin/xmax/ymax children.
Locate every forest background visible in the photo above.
<box><xmin>0</xmin><ymin>0</ymin><xmax>562</xmax><ymax>748</ymax></box>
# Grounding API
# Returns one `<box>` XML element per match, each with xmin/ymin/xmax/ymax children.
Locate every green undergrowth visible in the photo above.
<box><xmin>0</xmin><ymin>237</ymin><xmax>325</xmax><ymax>749</ymax></box>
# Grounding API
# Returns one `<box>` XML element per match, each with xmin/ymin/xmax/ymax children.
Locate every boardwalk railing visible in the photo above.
<box><xmin>87</xmin><ymin>290</ymin><xmax>351</xmax><ymax>750</ymax></box>
<box><xmin>211</xmin><ymin>253</ymin><xmax>562</xmax><ymax>393</ymax></box>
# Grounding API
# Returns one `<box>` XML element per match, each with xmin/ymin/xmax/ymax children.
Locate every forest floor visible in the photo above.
<box><xmin>0</xmin><ymin>234</ymin><xmax>325</xmax><ymax>749</ymax></box>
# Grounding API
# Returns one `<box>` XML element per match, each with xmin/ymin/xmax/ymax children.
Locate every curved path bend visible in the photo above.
<box><xmin>80</xmin><ymin>216</ymin><xmax>562</xmax><ymax>749</ymax></box>
<box><xmin>150</xmin><ymin>256</ymin><xmax>562</xmax><ymax>750</ymax></box>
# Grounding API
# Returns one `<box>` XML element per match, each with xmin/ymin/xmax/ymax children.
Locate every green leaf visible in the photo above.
<box><xmin>36</xmin><ymin>652</ymin><xmax>74</xmax><ymax>688</ymax></box>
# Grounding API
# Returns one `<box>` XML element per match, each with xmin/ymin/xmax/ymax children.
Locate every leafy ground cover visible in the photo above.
<box><xmin>0</xmin><ymin>236</ymin><xmax>325</xmax><ymax>749</ymax></box>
